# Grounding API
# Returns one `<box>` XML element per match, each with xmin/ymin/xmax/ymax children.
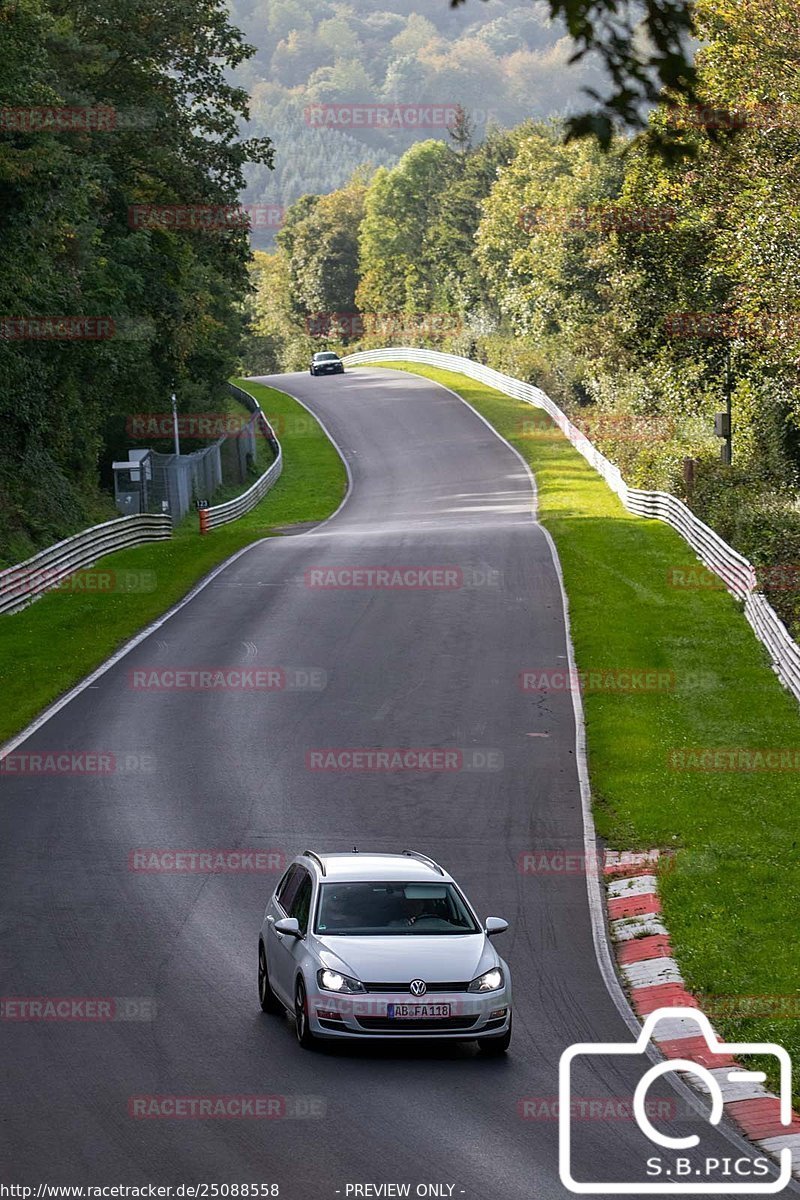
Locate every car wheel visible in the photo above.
<box><xmin>309</xmin><ymin>368</ymin><xmax>315</xmax><ymax>376</ymax></box>
<box><xmin>294</xmin><ymin>977</ymin><xmax>316</xmax><ymax>1049</ymax></box>
<box><xmin>478</xmin><ymin>1015</ymin><xmax>512</xmax><ymax>1056</ymax></box>
<box><xmin>258</xmin><ymin>940</ymin><xmax>282</xmax><ymax>1014</ymax></box>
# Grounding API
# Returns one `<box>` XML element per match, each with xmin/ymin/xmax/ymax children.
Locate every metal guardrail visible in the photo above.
<box><xmin>198</xmin><ymin>384</ymin><xmax>283</xmax><ymax>531</ymax></box>
<box><xmin>344</xmin><ymin>346</ymin><xmax>800</xmax><ymax>703</ymax></box>
<box><xmin>744</xmin><ymin>593</ymin><xmax>800</xmax><ymax>699</ymax></box>
<box><xmin>624</xmin><ymin>489</ymin><xmax>756</xmax><ymax>600</ymax></box>
<box><xmin>1</xmin><ymin>384</ymin><xmax>281</xmax><ymax>611</ymax></box>
<box><xmin>0</xmin><ymin>514</ymin><xmax>172</xmax><ymax>616</ymax></box>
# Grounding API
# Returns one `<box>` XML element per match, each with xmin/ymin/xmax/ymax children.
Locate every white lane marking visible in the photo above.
<box><xmin>0</xmin><ymin>377</ymin><xmax>352</xmax><ymax>761</ymax></box>
<box><xmin>0</xmin><ymin>540</ymin><xmax>274</xmax><ymax>762</ymax></box>
<box><xmin>3</xmin><ymin>365</ymin><xmax>795</xmax><ymax>1182</ymax></box>
<box><xmin>372</xmin><ymin>364</ymin><xmax>784</xmax><ymax>1163</ymax></box>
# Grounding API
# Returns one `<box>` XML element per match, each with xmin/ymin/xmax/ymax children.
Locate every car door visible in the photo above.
<box><xmin>266</xmin><ymin>864</ymin><xmax>301</xmax><ymax>1004</ymax></box>
<box><xmin>271</xmin><ymin>867</ymin><xmax>313</xmax><ymax>1002</ymax></box>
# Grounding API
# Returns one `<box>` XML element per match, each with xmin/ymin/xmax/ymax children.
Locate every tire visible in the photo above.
<box><xmin>294</xmin><ymin>977</ymin><xmax>317</xmax><ymax>1049</ymax></box>
<box><xmin>478</xmin><ymin>1015</ymin><xmax>512</xmax><ymax>1056</ymax></box>
<box><xmin>258</xmin><ymin>940</ymin><xmax>282</xmax><ymax>1014</ymax></box>
<box><xmin>309</xmin><ymin>368</ymin><xmax>315</xmax><ymax>376</ymax></box>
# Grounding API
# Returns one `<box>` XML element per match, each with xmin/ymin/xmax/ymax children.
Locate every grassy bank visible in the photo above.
<box><xmin>0</xmin><ymin>380</ymin><xmax>346</xmax><ymax>743</ymax></box>
<box><xmin>364</xmin><ymin>360</ymin><xmax>800</xmax><ymax>1079</ymax></box>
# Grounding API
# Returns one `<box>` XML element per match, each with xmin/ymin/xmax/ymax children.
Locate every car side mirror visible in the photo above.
<box><xmin>274</xmin><ymin>917</ymin><xmax>302</xmax><ymax>938</ymax></box>
<box><xmin>485</xmin><ymin>917</ymin><xmax>509</xmax><ymax>937</ymax></box>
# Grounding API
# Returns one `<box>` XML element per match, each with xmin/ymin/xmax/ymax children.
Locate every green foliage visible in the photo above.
<box><xmin>0</xmin><ymin>0</ymin><xmax>272</xmax><ymax>566</ymax></box>
<box><xmin>424</xmin><ymin>127</ymin><xmax>519</xmax><ymax>311</ymax></box>
<box><xmin>543</xmin><ymin>0</ymin><xmax>697</xmax><ymax>147</ymax></box>
<box><xmin>384</xmin><ymin>360</ymin><xmax>800</xmax><ymax>1101</ymax></box>
<box><xmin>246</xmin><ymin>0</ymin><xmax>800</xmax><ymax>634</ymax></box>
<box><xmin>244</xmin><ymin>249</ymin><xmax>317</xmax><ymax>372</ymax></box>
<box><xmin>232</xmin><ymin>0</ymin><xmax>608</xmax><ymax>241</ymax></box>
<box><xmin>357</xmin><ymin>141</ymin><xmax>457</xmax><ymax>312</ymax></box>
<box><xmin>279</xmin><ymin>180</ymin><xmax>367</xmax><ymax>319</ymax></box>
<box><xmin>0</xmin><ymin>380</ymin><xmax>346</xmax><ymax>743</ymax></box>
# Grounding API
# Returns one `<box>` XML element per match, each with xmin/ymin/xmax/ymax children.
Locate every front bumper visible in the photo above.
<box><xmin>307</xmin><ymin>986</ymin><xmax>512</xmax><ymax>1040</ymax></box>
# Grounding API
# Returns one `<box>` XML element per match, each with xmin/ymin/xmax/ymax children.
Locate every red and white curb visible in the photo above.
<box><xmin>604</xmin><ymin>849</ymin><xmax>800</xmax><ymax>1176</ymax></box>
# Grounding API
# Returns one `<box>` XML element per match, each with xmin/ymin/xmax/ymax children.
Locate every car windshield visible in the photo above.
<box><xmin>315</xmin><ymin>881</ymin><xmax>479</xmax><ymax>936</ymax></box>
<box><xmin>315</xmin><ymin>353</ymin><xmax>338</xmax><ymax>360</ymax></box>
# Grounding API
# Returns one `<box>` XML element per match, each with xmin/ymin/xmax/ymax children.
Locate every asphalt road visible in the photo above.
<box><xmin>0</xmin><ymin>368</ymin><xmax>787</xmax><ymax>1198</ymax></box>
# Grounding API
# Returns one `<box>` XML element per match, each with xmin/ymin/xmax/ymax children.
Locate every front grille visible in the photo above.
<box><xmin>356</xmin><ymin>1015</ymin><xmax>478</xmax><ymax>1032</ymax></box>
<box><xmin>363</xmin><ymin>981</ymin><xmax>471</xmax><ymax>994</ymax></box>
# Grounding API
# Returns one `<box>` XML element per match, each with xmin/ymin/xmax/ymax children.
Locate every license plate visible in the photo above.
<box><xmin>386</xmin><ymin>1003</ymin><xmax>451</xmax><ymax>1019</ymax></box>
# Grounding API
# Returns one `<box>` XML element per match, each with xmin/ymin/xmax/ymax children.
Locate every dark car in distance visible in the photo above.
<box><xmin>310</xmin><ymin>351</ymin><xmax>344</xmax><ymax>377</ymax></box>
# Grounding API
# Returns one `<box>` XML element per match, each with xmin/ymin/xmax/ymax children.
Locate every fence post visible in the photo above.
<box><xmin>199</xmin><ymin>507</ymin><xmax>209</xmax><ymax>535</ymax></box>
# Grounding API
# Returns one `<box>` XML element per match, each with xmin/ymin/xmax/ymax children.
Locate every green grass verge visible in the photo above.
<box><xmin>364</xmin><ymin>360</ymin><xmax>800</xmax><ymax>1086</ymax></box>
<box><xmin>0</xmin><ymin>380</ymin><xmax>346</xmax><ymax>744</ymax></box>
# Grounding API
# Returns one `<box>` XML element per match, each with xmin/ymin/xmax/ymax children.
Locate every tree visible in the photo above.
<box><xmin>0</xmin><ymin>0</ymin><xmax>273</xmax><ymax>561</ymax></box>
<box><xmin>476</xmin><ymin>127</ymin><xmax>624</xmax><ymax>340</ymax></box>
<box><xmin>356</xmin><ymin>140</ymin><xmax>457</xmax><ymax>312</ymax></box>
<box><xmin>279</xmin><ymin>180</ymin><xmax>368</xmax><ymax>321</ymax></box>
<box><xmin>426</xmin><ymin>127</ymin><xmax>519</xmax><ymax>311</ymax></box>
<box><xmin>390</xmin><ymin>14</ymin><xmax>441</xmax><ymax>55</ymax></box>
<box><xmin>242</xmin><ymin>249</ymin><xmax>310</xmax><ymax>373</ymax></box>
<box><xmin>446</xmin><ymin>103</ymin><xmax>475</xmax><ymax>154</ymax></box>
<box><xmin>451</xmin><ymin>0</ymin><xmax>699</xmax><ymax>147</ymax></box>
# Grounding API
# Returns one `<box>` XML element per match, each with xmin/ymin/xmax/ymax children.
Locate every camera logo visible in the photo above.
<box><xmin>559</xmin><ymin>1007</ymin><xmax>793</xmax><ymax>1193</ymax></box>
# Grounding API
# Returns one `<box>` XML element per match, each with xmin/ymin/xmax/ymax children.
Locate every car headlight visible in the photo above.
<box><xmin>317</xmin><ymin>968</ymin><xmax>366</xmax><ymax>994</ymax></box>
<box><xmin>467</xmin><ymin>967</ymin><xmax>504</xmax><ymax>993</ymax></box>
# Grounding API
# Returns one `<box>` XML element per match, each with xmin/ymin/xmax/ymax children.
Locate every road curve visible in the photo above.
<box><xmin>0</xmin><ymin>368</ymin><xmax>782</xmax><ymax>1198</ymax></box>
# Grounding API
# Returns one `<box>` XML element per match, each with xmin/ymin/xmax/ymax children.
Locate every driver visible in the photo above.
<box><xmin>403</xmin><ymin>895</ymin><xmax>442</xmax><ymax>926</ymax></box>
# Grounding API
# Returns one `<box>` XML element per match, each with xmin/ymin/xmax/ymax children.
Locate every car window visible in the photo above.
<box><xmin>315</xmin><ymin>881</ymin><xmax>479</xmax><ymax>935</ymax></box>
<box><xmin>289</xmin><ymin>870</ymin><xmax>313</xmax><ymax>934</ymax></box>
<box><xmin>276</xmin><ymin>864</ymin><xmax>300</xmax><ymax>912</ymax></box>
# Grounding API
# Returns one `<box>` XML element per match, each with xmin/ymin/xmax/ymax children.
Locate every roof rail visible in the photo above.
<box><xmin>402</xmin><ymin>849</ymin><xmax>445</xmax><ymax>876</ymax></box>
<box><xmin>303</xmin><ymin>849</ymin><xmax>326</xmax><ymax>876</ymax></box>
